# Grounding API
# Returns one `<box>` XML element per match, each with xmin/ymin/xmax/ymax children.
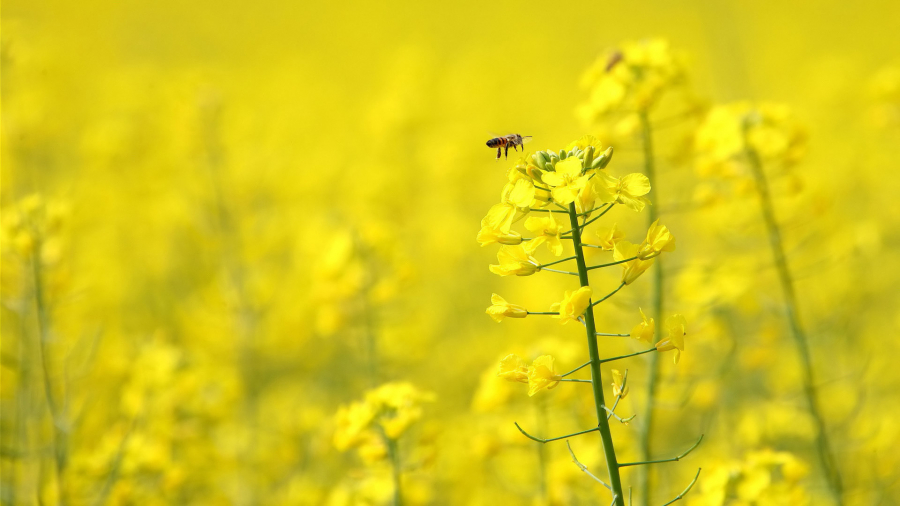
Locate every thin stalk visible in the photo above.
<box><xmin>588</xmin><ymin>282</ymin><xmax>626</xmax><ymax>309</ymax></box>
<box><xmin>31</xmin><ymin>240</ymin><xmax>66</xmax><ymax>503</ymax></box>
<box><xmin>561</xmin><ymin>361</ymin><xmax>592</xmax><ymax>377</ymax></box>
<box><xmin>746</xmin><ymin>146</ymin><xmax>843</xmax><ymax>505</ymax></box>
<box><xmin>539</xmin><ymin>255</ymin><xmax>577</xmax><ymax>269</ymax></box>
<box><xmin>600</xmin><ymin>348</ymin><xmax>656</xmax><ymax>364</ymax></box>
<box><xmin>567</xmin><ymin>202</ymin><xmax>626</xmax><ymax>506</ymax></box>
<box><xmin>619</xmin><ymin>435</ymin><xmax>703</xmax><ymax>467</ymax></box>
<box><xmin>637</xmin><ymin>110</ymin><xmax>662</xmax><ymax>506</ymax></box>
<box><xmin>586</xmin><ymin>257</ymin><xmax>638</xmax><ymax>271</ymax></box>
<box><xmin>562</xmin><ymin>203</ymin><xmax>616</xmax><ymax>235</ymax></box>
<box><xmin>541</xmin><ymin>267</ymin><xmax>579</xmax><ymax>276</ymax></box>
<box><xmin>537</xmin><ymin>397</ymin><xmax>549</xmax><ymax>503</ymax></box>
<box><xmin>387</xmin><ymin>437</ymin><xmax>403</xmax><ymax>506</ymax></box>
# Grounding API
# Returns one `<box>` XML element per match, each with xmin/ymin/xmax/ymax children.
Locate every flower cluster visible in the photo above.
<box><xmin>1</xmin><ymin>193</ymin><xmax>68</xmax><ymax>263</ymax></box>
<box><xmin>577</xmin><ymin>38</ymin><xmax>686</xmax><ymax>124</ymax></box>
<box><xmin>333</xmin><ymin>382</ymin><xmax>434</xmax><ymax>463</ymax></box>
<box><xmin>694</xmin><ymin>102</ymin><xmax>807</xmax><ymax>179</ymax></box>
<box><xmin>497</xmin><ymin>354</ymin><xmax>562</xmax><ymax>397</ymax></box>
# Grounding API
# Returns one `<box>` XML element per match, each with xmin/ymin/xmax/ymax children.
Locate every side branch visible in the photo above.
<box><xmin>514</xmin><ymin>422</ymin><xmax>600</xmax><ymax>444</ymax></box>
<box><xmin>541</xmin><ymin>267</ymin><xmax>580</xmax><ymax>276</ymax></box>
<box><xmin>588</xmin><ymin>282</ymin><xmax>626</xmax><ymax>309</ymax></box>
<box><xmin>539</xmin><ymin>255</ymin><xmax>578</xmax><ymax>269</ymax></box>
<box><xmin>618</xmin><ymin>435</ymin><xmax>704</xmax><ymax>467</ymax></box>
<box><xmin>606</xmin><ymin>369</ymin><xmax>630</xmax><ymax>421</ymax></box>
<box><xmin>561</xmin><ymin>360</ymin><xmax>591</xmax><ymax>377</ymax></box>
<box><xmin>562</xmin><ymin>203</ymin><xmax>616</xmax><ymax>235</ymax></box>
<box><xmin>586</xmin><ymin>256</ymin><xmax>637</xmax><ymax>271</ymax></box>
<box><xmin>567</xmin><ymin>441</ymin><xmax>612</xmax><ymax>490</ymax></box>
<box><xmin>599</xmin><ymin>348</ymin><xmax>656</xmax><ymax>364</ymax></box>
<box><xmin>660</xmin><ymin>469</ymin><xmax>702</xmax><ymax>506</ymax></box>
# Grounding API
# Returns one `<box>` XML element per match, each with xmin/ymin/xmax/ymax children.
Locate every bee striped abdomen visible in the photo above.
<box><xmin>486</xmin><ymin>137</ymin><xmax>507</xmax><ymax>148</ymax></box>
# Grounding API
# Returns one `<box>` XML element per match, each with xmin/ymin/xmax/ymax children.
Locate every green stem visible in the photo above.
<box><xmin>588</xmin><ymin>282</ymin><xmax>626</xmax><ymax>309</ymax></box>
<box><xmin>746</xmin><ymin>145</ymin><xmax>844</xmax><ymax>505</ymax></box>
<box><xmin>31</xmin><ymin>240</ymin><xmax>66</xmax><ymax>503</ymax></box>
<box><xmin>599</xmin><ymin>348</ymin><xmax>657</xmax><ymax>364</ymax></box>
<box><xmin>387</xmin><ymin>437</ymin><xmax>403</xmax><ymax>506</ymax></box>
<box><xmin>637</xmin><ymin>110</ymin><xmax>662</xmax><ymax>506</ymax></box>
<box><xmin>567</xmin><ymin>202</ymin><xmax>626</xmax><ymax>506</ymax></box>
<box><xmin>539</xmin><ymin>255</ymin><xmax>577</xmax><ymax>269</ymax></box>
<box><xmin>537</xmin><ymin>398</ymin><xmax>549</xmax><ymax>502</ymax></box>
<box><xmin>562</xmin><ymin>203</ymin><xmax>615</xmax><ymax>235</ymax></box>
<box><xmin>515</xmin><ymin>422</ymin><xmax>600</xmax><ymax>444</ymax></box>
<box><xmin>619</xmin><ymin>435</ymin><xmax>703</xmax><ymax>467</ymax></box>
<box><xmin>586</xmin><ymin>256</ymin><xmax>638</xmax><ymax>271</ymax></box>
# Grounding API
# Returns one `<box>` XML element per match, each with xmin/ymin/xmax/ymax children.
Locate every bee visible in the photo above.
<box><xmin>486</xmin><ymin>134</ymin><xmax>532</xmax><ymax>160</ymax></box>
<box><xmin>605</xmin><ymin>50</ymin><xmax>624</xmax><ymax>72</ymax></box>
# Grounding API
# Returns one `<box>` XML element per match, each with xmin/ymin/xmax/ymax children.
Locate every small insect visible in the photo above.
<box><xmin>486</xmin><ymin>134</ymin><xmax>532</xmax><ymax>160</ymax></box>
<box><xmin>605</xmin><ymin>50</ymin><xmax>624</xmax><ymax>72</ymax></box>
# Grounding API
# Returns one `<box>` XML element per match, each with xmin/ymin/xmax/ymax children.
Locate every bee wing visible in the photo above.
<box><xmin>521</xmin><ymin>136</ymin><xmax>533</xmax><ymax>144</ymax></box>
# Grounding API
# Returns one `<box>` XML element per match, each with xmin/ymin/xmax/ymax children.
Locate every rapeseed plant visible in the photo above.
<box><xmin>479</xmin><ymin>137</ymin><xmax>700</xmax><ymax>506</ymax></box>
<box><xmin>579</xmin><ymin>38</ymin><xmax>701</xmax><ymax>505</ymax></box>
<box><xmin>694</xmin><ymin>103</ymin><xmax>843</xmax><ymax>504</ymax></box>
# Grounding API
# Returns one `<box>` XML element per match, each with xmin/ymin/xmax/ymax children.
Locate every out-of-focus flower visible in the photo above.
<box><xmin>485</xmin><ymin>293</ymin><xmax>527</xmax><ymax>322</ymax></box>
<box><xmin>578</xmin><ymin>38</ymin><xmax>685</xmax><ymax>122</ymax></box>
<box><xmin>333</xmin><ymin>382</ymin><xmax>434</xmax><ymax>458</ymax></box>
<box><xmin>550</xmin><ymin>286</ymin><xmax>593</xmax><ymax>324</ymax></box>
<box><xmin>655</xmin><ymin>314</ymin><xmax>687</xmax><ymax>363</ymax></box>
<box><xmin>630</xmin><ymin>308</ymin><xmax>655</xmax><ymax>343</ymax></box>
<box><xmin>527</xmin><ymin>355</ymin><xmax>562</xmax><ymax>397</ymax></box>
<box><xmin>694</xmin><ymin>102</ymin><xmax>806</xmax><ymax>178</ymax></box>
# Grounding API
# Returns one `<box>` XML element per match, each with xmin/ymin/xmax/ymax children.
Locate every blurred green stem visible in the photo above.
<box><xmin>387</xmin><ymin>437</ymin><xmax>403</xmax><ymax>506</ymax></box>
<box><xmin>745</xmin><ymin>145</ymin><xmax>844</xmax><ymax>505</ymax></box>
<box><xmin>537</xmin><ymin>397</ymin><xmax>549</xmax><ymax>502</ymax></box>
<box><xmin>637</xmin><ymin>110</ymin><xmax>662</xmax><ymax>506</ymax></box>
<box><xmin>567</xmin><ymin>201</ymin><xmax>626</xmax><ymax>506</ymax></box>
<box><xmin>31</xmin><ymin>239</ymin><xmax>67</xmax><ymax>504</ymax></box>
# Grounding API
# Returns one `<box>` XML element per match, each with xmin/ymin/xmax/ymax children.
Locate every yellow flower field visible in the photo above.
<box><xmin>3</xmin><ymin>1</ymin><xmax>900</xmax><ymax>504</ymax></box>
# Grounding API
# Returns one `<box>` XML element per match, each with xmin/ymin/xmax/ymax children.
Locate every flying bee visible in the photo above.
<box><xmin>486</xmin><ymin>134</ymin><xmax>532</xmax><ymax>160</ymax></box>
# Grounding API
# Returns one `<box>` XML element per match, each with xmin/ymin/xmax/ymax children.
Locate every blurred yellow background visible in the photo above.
<box><xmin>2</xmin><ymin>0</ymin><xmax>899</xmax><ymax>504</ymax></box>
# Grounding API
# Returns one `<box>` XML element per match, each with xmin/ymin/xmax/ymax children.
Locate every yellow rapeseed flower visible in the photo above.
<box><xmin>594</xmin><ymin>223</ymin><xmax>625</xmax><ymax>250</ymax></box>
<box><xmin>489</xmin><ymin>243</ymin><xmax>541</xmax><ymax>276</ymax></box>
<box><xmin>524</xmin><ymin>213</ymin><xmax>564</xmax><ymax>256</ymax></box>
<box><xmin>497</xmin><ymin>354</ymin><xmax>529</xmax><ymax>384</ymax></box>
<box><xmin>638</xmin><ymin>219</ymin><xmax>676</xmax><ymax>259</ymax></box>
<box><xmin>485</xmin><ymin>293</ymin><xmax>528</xmax><ymax>322</ymax></box>
<box><xmin>594</xmin><ymin>171</ymin><xmax>651</xmax><ymax>212</ymax></box>
<box><xmin>477</xmin><ymin>203</ymin><xmax>523</xmax><ymax>247</ymax></box>
<box><xmin>613</xmin><ymin>240</ymin><xmax>654</xmax><ymax>285</ymax></box>
<box><xmin>630</xmin><ymin>308</ymin><xmax>655</xmax><ymax>343</ymax></box>
<box><xmin>655</xmin><ymin>314</ymin><xmax>687</xmax><ymax>364</ymax></box>
<box><xmin>542</xmin><ymin>157</ymin><xmax>591</xmax><ymax>205</ymax></box>
<box><xmin>550</xmin><ymin>286</ymin><xmax>593</xmax><ymax>324</ymax></box>
<box><xmin>611</xmin><ymin>369</ymin><xmax>628</xmax><ymax>399</ymax></box>
<box><xmin>527</xmin><ymin>355</ymin><xmax>562</xmax><ymax>396</ymax></box>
